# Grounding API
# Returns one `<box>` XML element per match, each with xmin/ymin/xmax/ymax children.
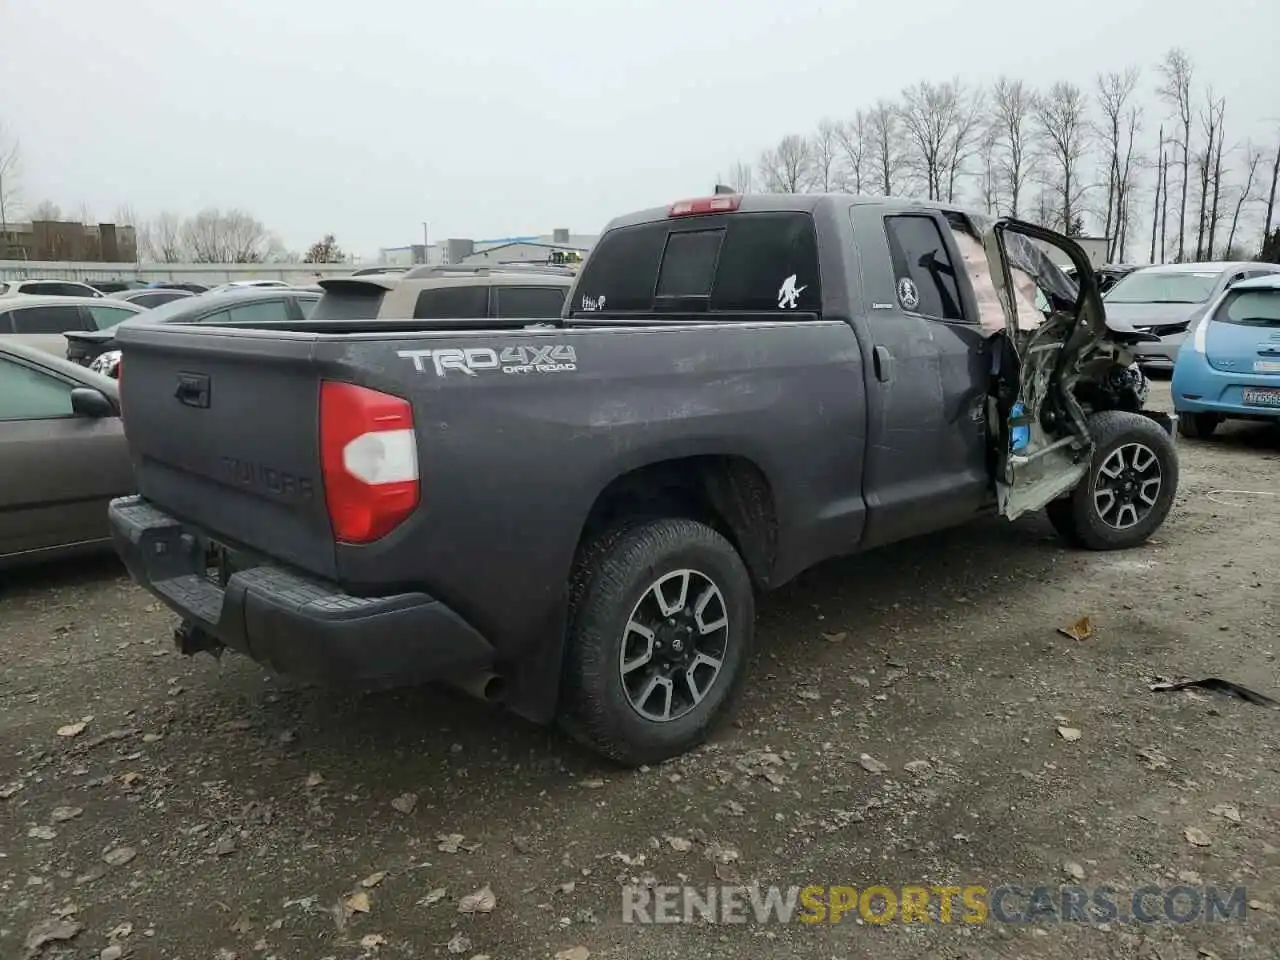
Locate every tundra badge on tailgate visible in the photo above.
<box><xmin>397</xmin><ymin>344</ymin><xmax>577</xmax><ymax>378</ymax></box>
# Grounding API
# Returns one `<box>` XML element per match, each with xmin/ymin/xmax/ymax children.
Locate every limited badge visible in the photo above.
<box><xmin>897</xmin><ymin>277</ymin><xmax>920</xmax><ymax>311</ymax></box>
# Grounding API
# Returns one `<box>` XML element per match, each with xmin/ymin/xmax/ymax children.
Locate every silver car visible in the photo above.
<box><xmin>0</xmin><ymin>295</ymin><xmax>147</xmax><ymax>358</ymax></box>
<box><xmin>1103</xmin><ymin>261</ymin><xmax>1280</xmax><ymax>374</ymax></box>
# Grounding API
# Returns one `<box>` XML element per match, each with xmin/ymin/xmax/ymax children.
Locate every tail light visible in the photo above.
<box><xmin>319</xmin><ymin>381</ymin><xmax>419</xmax><ymax>543</ymax></box>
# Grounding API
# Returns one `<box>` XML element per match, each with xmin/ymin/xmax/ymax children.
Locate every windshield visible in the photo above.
<box><xmin>1104</xmin><ymin>269</ymin><xmax>1220</xmax><ymax>304</ymax></box>
<box><xmin>1212</xmin><ymin>287</ymin><xmax>1280</xmax><ymax>328</ymax></box>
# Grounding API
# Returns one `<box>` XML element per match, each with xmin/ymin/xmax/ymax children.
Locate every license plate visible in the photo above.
<box><xmin>1242</xmin><ymin>386</ymin><xmax>1280</xmax><ymax>408</ymax></box>
<box><xmin>1254</xmin><ymin>360</ymin><xmax>1280</xmax><ymax>373</ymax></box>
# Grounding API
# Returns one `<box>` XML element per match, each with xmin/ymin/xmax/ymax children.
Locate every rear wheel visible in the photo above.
<box><xmin>1046</xmin><ymin>410</ymin><xmax>1178</xmax><ymax>551</ymax></box>
<box><xmin>560</xmin><ymin>518</ymin><xmax>754</xmax><ymax>766</ymax></box>
<box><xmin>1177</xmin><ymin>411</ymin><xmax>1220</xmax><ymax>439</ymax></box>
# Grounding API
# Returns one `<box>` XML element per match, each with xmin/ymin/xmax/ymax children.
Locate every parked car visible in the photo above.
<box><xmin>88</xmin><ymin>280</ymin><xmax>149</xmax><ymax>294</ymax></box>
<box><xmin>1103</xmin><ymin>262</ymin><xmax>1280</xmax><ymax>375</ymax></box>
<box><xmin>205</xmin><ymin>280</ymin><xmax>292</xmax><ymax>294</ymax></box>
<box><xmin>351</xmin><ymin>266</ymin><xmax>410</xmax><ymax>276</ymax></box>
<box><xmin>70</xmin><ymin>286</ymin><xmax>321</xmax><ymax>373</ymax></box>
<box><xmin>106</xmin><ymin>196</ymin><xmax>1175</xmax><ymax>764</ymax></box>
<box><xmin>108</xmin><ymin>287</ymin><xmax>196</xmax><ymax>309</ymax></box>
<box><xmin>149</xmin><ymin>282</ymin><xmax>210</xmax><ymax>294</ymax></box>
<box><xmin>0</xmin><ymin>278</ymin><xmax>105</xmax><ymax>299</ymax></box>
<box><xmin>0</xmin><ymin>341</ymin><xmax>131</xmax><ymax>569</ymax></box>
<box><xmin>309</xmin><ymin>264</ymin><xmax>572</xmax><ymax>322</ymax></box>
<box><xmin>1171</xmin><ymin>273</ymin><xmax>1280</xmax><ymax>437</ymax></box>
<box><xmin>0</xmin><ymin>296</ymin><xmax>147</xmax><ymax>358</ymax></box>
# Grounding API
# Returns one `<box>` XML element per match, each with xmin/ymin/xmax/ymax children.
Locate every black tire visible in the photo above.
<box><xmin>560</xmin><ymin>518</ymin><xmax>755</xmax><ymax>766</ymax></box>
<box><xmin>1177</xmin><ymin>411</ymin><xmax>1219</xmax><ymax>439</ymax></box>
<box><xmin>1046</xmin><ymin>410</ymin><xmax>1179</xmax><ymax>551</ymax></box>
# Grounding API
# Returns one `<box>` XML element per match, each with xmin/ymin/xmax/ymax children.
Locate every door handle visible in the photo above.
<box><xmin>174</xmin><ymin>373</ymin><xmax>211</xmax><ymax>408</ymax></box>
<box><xmin>873</xmin><ymin>345</ymin><xmax>893</xmax><ymax>383</ymax></box>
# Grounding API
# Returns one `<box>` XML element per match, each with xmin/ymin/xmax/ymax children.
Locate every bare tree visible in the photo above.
<box><xmin>809</xmin><ymin>119</ymin><xmax>844</xmax><ymax>192</ymax></box>
<box><xmin>1193</xmin><ymin>91</ymin><xmax>1225</xmax><ymax>260</ymax></box>
<box><xmin>1111</xmin><ymin>104</ymin><xmax>1143</xmax><ymax>261</ymax></box>
<box><xmin>1264</xmin><ymin>136</ymin><xmax>1280</xmax><ymax>251</ymax></box>
<box><xmin>1225</xmin><ymin>143</ymin><xmax>1264</xmax><ymax>256</ymax></box>
<box><xmin>991</xmin><ymin>77</ymin><xmax>1037</xmax><ymax>217</ymax></box>
<box><xmin>942</xmin><ymin>83</ymin><xmax>986</xmax><ymax>203</ymax></box>
<box><xmin>1157</xmin><ymin>48</ymin><xmax>1194</xmax><ymax>261</ymax></box>
<box><xmin>758</xmin><ymin>135</ymin><xmax>813</xmax><ymax>193</ymax></box>
<box><xmin>112</xmin><ymin>204</ymin><xmax>138</xmax><ymax>226</ymax></box>
<box><xmin>0</xmin><ymin>121</ymin><xmax>20</xmax><ymax>256</ymax></box>
<box><xmin>866</xmin><ymin>100</ymin><xmax>904</xmax><ymax>196</ymax></box>
<box><xmin>1034</xmin><ymin>81</ymin><xmax>1092</xmax><ymax>234</ymax></box>
<box><xmin>31</xmin><ymin>200</ymin><xmax>63</xmax><ymax>221</ymax></box>
<box><xmin>1206</xmin><ymin>103</ymin><xmax>1226</xmax><ymax>259</ymax></box>
<box><xmin>834</xmin><ymin>112</ymin><xmax>869</xmax><ymax>194</ymax></box>
<box><xmin>1095</xmin><ymin>68</ymin><xmax>1141</xmax><ymax>258</ymax></box>
<box><xmin>719</xmin><ymin>161</ymin><xmax>754</xmax><ymax>194</ymax></box>
<box><xmin>898</xmin><ymin>80</ymin><xmax>958</xmax><ymax>200</ymax></box>
<box><xmin>304</xmin><ymin>234</ymin><xmax>346</xmax><ymax>263</ymax></box>
<box><xmin>977</xmin><ymin>121</ymin><xmax>1002</xmax><ymax>214</ymax></box>
<box><xmin>1150</xmin><ymin>125</ymin><xmax>1165</xmax><ymax>263</ymax></box>
<box><xmin>141</xmin><ymin>211</ymin><xmax>187</xmax><ymax>262</ymax></box>
<box><xmin>182</xmin><ymin>208</ymin><xmax>271</xmax><ymax>263</ymax></box>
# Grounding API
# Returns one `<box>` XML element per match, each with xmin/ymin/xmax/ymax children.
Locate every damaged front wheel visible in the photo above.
<box><xmin>1046</xmin><ymin>410</ymin><xmax>1178</xmax><ymax>551</ymax></box>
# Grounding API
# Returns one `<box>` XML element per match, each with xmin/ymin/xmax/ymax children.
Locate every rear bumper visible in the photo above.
<box><xmin>1172</xmin><ymin>359</ymin><xmax>1280</xmax><ymax>420</ymax></box>
<box><xmin>108</xmin><ymin>495</ymin><xmax>494</xmax><ymax>685</ymax></box>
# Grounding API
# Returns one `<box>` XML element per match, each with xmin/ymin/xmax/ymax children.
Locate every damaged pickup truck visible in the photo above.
<box><xmin>107</xmin><ymin>194</ymin><xmax>1176</xmax><ymax>765</ymax></box>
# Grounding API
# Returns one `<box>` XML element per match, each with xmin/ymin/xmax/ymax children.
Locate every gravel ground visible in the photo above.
<box><xmin>2</xmin><ymin>383</ymin><xmax>1278</xmax><ymax>960</ymax></box>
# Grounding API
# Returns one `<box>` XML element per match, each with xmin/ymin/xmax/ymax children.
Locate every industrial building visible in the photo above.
<box><xmin>378</xmin><ymin>228</ymin><xmax>597</xmax><ymax>268</ymax></box>
<box><xmin>0</xmin><ymin>220</ymin><xmax>138</xmax><ymax>262</ymax></box>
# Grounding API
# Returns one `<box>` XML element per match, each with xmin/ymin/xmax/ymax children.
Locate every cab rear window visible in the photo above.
<box><xmin>573</xmin><ymin>211</ymin><xmax>821</xmax><ymax>316</ymax></box>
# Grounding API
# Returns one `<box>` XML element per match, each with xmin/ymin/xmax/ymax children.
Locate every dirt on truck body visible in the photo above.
<box><xmin>107</xmin><ymin>193</ymin><xmax>1177</xmax><ymax>766</ymax></box>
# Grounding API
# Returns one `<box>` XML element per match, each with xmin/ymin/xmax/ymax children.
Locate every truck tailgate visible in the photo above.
<box><xmin>116</xmin><ymin>323</ymin><xmax>338</xmax><ymax>579</ymax></box>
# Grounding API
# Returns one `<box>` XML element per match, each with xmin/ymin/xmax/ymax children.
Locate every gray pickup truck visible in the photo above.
<box><xmin>107</xmin><ymin>194</ymin><xmax>1176</xmax><ymax>765</ymax></box>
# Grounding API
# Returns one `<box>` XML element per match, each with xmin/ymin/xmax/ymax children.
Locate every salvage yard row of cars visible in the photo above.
<box><xmin>3</xmin><ymin>198</ymin><xmax>1279</xmax><ymax>764</ymax></box>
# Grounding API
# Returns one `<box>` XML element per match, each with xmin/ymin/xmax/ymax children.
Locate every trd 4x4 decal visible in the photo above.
<box><xmin>398</xmin><ymin>344</ymin><xmax>578</xmax><ymax>378</ymax></box>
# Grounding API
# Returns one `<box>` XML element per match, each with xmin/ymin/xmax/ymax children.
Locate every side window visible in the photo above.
<box><xmin>294</xmin><ymin>297</ymin><xmax>318</xmax><ymax>319</ymax></box>
<box><xmin>0</xmin><ymin>357</ymin><xmax>75</xmax><ymax>420</ymax></box>
<box><xmin>194</xmin><ymin>310</ymin><xmax>232</xmax><ymax>326</ymax></box>
<box><xmin>413</xmin><ymin>286</ymin><xmax>489</xmax><ymax>319</ymax></box>
<box><xmin>133</xmin><ymin>292</ymin><xmax>180</xmax><ymax>308</ymax></box>
<box><xmin>32</xmin><ymin>282</ymin><xmax>95</xmax><ymax>297</ymax></box>
<box><xmin>226</xmin><ymin>300</ymin><xmax>291</xmax><ymax>324</ymax></box>
<box><xmin>570</xmin><ymin>221</ymin><xmax>668</xmax><ymax>313</ymax></box>
<box><xmin>884</xmin><ymin>215</ymin><xmax>965</xmax><ymax>321</ymax></box>
<box><xmin>493</xmin><ymin>286</ymin><xmax>567</xmax><ymax>318</ymax></box>
<box><xmin>711</xmin><ymin>213</ymin><xmax>821</xmax><ymax>313</ymax></box>
<box><xmin>86</xmin><ymin>305</ymin><xmax>138</xmax><ymax>330</ymax></box>
<box><xmin>22</xmin><ymin>282</ymin><xmax>64</xmax><ymax>296</ymax></box>
<box><xmin>10</xmin><ymin>305</ymin><xmax>88</xmax><ymax>333</ymax></box>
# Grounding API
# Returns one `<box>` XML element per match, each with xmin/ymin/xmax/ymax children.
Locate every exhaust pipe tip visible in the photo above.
<box><xmin>450</xmin><ymin>671</ymin><xmax>506</xmax><ymax>703</ymax></box>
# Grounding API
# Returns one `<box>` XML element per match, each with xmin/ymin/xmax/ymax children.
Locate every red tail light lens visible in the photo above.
<box><xmin>668</xmin><ymin>194</ymin><xmax>742</xmax><ymax>217</ymax></box>
<box><xmin>319</xmin><ymin>381</ymin><xmax>419</xmax><ymax>543</ymax></box>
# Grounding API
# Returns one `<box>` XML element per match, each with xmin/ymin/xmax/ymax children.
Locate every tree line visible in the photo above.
<box><xmin>718</xmin><ymin>48</ymin><xmax>1280</xmax><ymax>264</ymax></box>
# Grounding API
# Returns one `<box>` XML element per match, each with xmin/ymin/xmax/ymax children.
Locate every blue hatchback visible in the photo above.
<box><xmin>1172</xmin><ymin>274</ymin><xmax>1280</xmax><ymax>438</ymax></box>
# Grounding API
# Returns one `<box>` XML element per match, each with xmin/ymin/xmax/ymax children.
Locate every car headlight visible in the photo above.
<box><xmin>90</xmin><ymin>350</ymin><xmax>122</xmax><ymax>378</ymax></box>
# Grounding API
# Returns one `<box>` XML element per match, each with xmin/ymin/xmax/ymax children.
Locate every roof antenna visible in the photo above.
<box><xmin>713</xmin><ymin>183</ymin><xmax>737</xmax><ymax>195</ymax></box>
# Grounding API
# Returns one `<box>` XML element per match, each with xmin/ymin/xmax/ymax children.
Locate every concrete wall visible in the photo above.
<box><xmin>0</xmin><ymin>260</ymin><xmax>360</xmax><ymax>283</ymax></box>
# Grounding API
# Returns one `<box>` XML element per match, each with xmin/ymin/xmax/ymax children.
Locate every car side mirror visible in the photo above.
<box><xmin>70</xmin><ymin>387</ymin><xmax>116</xmax><ymax>418</ymax></box>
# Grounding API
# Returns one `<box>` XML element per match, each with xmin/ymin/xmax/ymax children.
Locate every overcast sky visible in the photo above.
<box><xmin>1</xmin><ymin>0</ymin><xmax>1275</xmax><ymax>258</ymax></box>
